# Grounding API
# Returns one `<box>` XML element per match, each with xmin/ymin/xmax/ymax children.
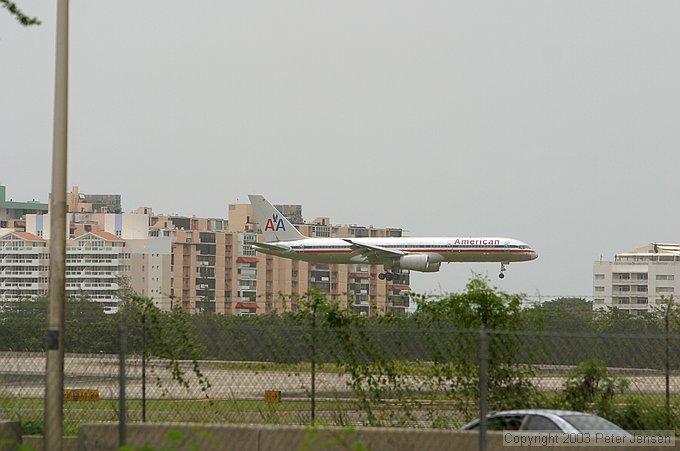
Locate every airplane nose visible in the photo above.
<box><xmin>530</xmin><ymin>251</ymin><xmax>538</xmax><ymax>260</ymax></box>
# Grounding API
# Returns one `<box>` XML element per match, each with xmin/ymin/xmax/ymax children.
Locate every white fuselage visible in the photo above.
<box><xmin>253</xmin><ymin>236</ymin><xmax>537</xmax><ymax>265</ymax></box>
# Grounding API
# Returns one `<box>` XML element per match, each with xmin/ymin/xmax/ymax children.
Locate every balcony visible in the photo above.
<box><xmin>66</xmin><ymin>270</ymin><xmax>118</xmax><ymax>278</ymax></box>
<box><xmin>0</xmin><ymin>270</ymin><xmax>41</xmax><ymax>278</ymax></box>
<box><xmin>0</xmin><ymin>259</ymin><xmax>40</xmax><ymax>266</ymax></box>
<box><xmin>0</xmin><ymin>248</ymin><xmax>46</xmax><ymax>254</ymax></box>
<box><xmin>612</xmin><ymin>296</ymin><xmax>649</xmax><ymax>305</ymax></box>
<box><xmin>66</xmin><ymin>259</ymin><xmax>119</xmax><ymax>266</ymax></box>
<box><xmin>68</xmin><ymin>247</ymin><xmax>119</xmax><ymax>254</ymax></box>
<box><xmin>0</xmin><ymin>283</ymin><xmax>41</xmax><ymax>290</ymax></box>
<box><xmin>612</xmin><ymin>280</ymin><xmax>648</xmax><ymax>286</ymax></box>
<box><xmin>390</xmin><ymin>298</ymin><xmax>410</xmax><ymax>308</ymax></box>
<box><xmin>68</xmin><ymin>282</ymin><xmax>121</xmax><ymax>291</ymax></box>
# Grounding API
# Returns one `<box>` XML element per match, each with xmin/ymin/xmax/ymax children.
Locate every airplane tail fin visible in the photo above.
<box><xmin>248</xmin><ymin>195</ymin><xmax>307</xmax><ymax>243</ymax></box>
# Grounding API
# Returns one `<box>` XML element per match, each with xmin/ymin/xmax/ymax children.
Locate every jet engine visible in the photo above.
<box><xmin>397</xmin><ymin>254</ymin><xmax>441</xmax><ymax>272</ymax></box>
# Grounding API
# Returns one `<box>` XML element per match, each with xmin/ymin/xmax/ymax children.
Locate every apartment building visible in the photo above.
<box><xmin>65</xmin><ymin>185</ymin><xmax>122</xmax><ymax>213</ymax></box>
<box><xmin>2</xmin><ymin>211</ymin><xmax>171</xmax><ymax>311</ymax></box>
<box><xmin>1</xmin><ymin>194</ymin><xmax>411</xmax><ymax>315</ymax></box>
<box><xmin>0</xmin><ymin>229</ymin><xmax>129</xmax><ymax>311</ymax></box>
<box><xmin>593</xmin><ymin>243</ymin><xmax>680</xmax><ymax>314</ymax></box>
<box><xmin>65</xmin><ymin>231</ymin><xmax>129</xmax><ymax>311</ymax></box>
<box><xmin>155</xmin><ymin>203</ymin><xmax>411</xmax><ymax>315</ymax></box>
<box><xmin>0</xmin><ymin>231</ymin><xmax>48</xmax><ymax>302</ymax></box>
<box><xmin>221</xmin><ymin>203</ymin><xmax>412</xmax><ymax>316</ymax></box>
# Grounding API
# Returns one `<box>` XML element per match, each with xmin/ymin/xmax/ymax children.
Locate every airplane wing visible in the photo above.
<box><xmin>251</xmin><ymin>242</ymin><xmax>291</xmax><ymax>252</ymax></box>
<box><xmin>343</xmin><ymin>239</ymin><xmax>404</xmax><ymax>263</ymax></box>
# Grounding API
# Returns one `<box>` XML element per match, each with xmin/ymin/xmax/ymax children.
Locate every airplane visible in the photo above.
<box><xmin>248</xmin><ymin>195</ymin><xmax>538</xmax><ymax>280</ymax></box>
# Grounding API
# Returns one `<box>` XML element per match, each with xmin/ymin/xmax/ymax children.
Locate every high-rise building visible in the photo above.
<box><xmin>1</xmin><ymin>196</ymin><xmax>411</xmax><ymax>315</ymax></box>
<box><xmin>0</xmin><ymin>231</ymin><xmax>48</xmax><ymax>302</ymax></box>
<box><xmin>593</xmin><ymin>243</ymin><xmax>680</xmax><ymax>314</ymax></box>
<box><xmin>1</xmin><ymin>217</ymin><xmax>172</xmax><ymax>312</ymax></box>
<box><xmin>64</xmin><ymin>186</ymin><xmax>122</xmax><ymax>213</ymax></box>
<box><xmin>218</xmin><ymin>202</ymin><xmax>411</xmax><ymax>316</ymax></box>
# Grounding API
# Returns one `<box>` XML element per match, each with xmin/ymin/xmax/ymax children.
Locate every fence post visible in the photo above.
<box><xmin>311</xmin><ymin>300</ymin><xmax>317</xmax><ymax>423</ymax></box>
<box><xmin>479</xmin><ymin>326</ymin><xmax>488</xmax><ymax>451</ymax></box>
<box><xmin>119</xmin><ymin>318</ymin><xmax>127</xmax><ymax>448</ymax></box>
<box><xmin>666</xmin><ymin>295</ymin><xmax>673</xmax><ymax>429</ymax></box>
<box><xmin>142</xmin><ymin>304</ymin><xmax>147</xmax><ymax>423</ymax></box>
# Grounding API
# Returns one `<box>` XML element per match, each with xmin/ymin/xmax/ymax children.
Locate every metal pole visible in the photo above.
<box><xmin>142</xmin><ymin>305</ymin><xmax>147</xmax><ymax>422</ymax></box>
<box><xmin>479</xmin><ymin>326</ymin><xmax>488</xmax><ymax>451</ymax></box>
<box><xmin>666</xmin><ymin>295</ymin><xmax>673</xmax><ymax>428</ymax></box>
<box><xmin>310</xmin><ymin>300</ymin><xmax>316</xmax><ymax>424</ymax></box>
<box><xmin>119</xmin><ymin>319</ymin><xmax>127</xmax><ymax>448</ymax></box>
<box><xmin>45</xmin><ymin>1</ymin><xmax>69</xmax><ymax>449</ymax></box>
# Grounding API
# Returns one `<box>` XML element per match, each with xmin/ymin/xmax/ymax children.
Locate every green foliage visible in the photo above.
<box><xmin>301</xmin><ymin>426</ymin><xmax>369</xmax><ymax>451</ymax></box>
<box><xmin>412</xmin><ymin>276</ymin><xmax>540</xmax><ymax>418</ymax></box>
<box><xmin>120</xmin><ymin>293</ymin><xmax>211</xmax><ymax>398</ymax></box>
<box><xmin>595</xmin><ymin>307</ymin><xmax>663</xmax><ymax>335</ymax></box>
<box><xmin>0</xmin><ymin>439</ymin><xmax>30</xmax><ymax>451</ymax></box>
<box><xmin>65</xmin><ymin>296</ymin><xmax>120</xmax><ymax>353</ymax></box>
<box><xmin>561</xmin><ymin>358</ymin><xmax>629</xmax><ymax>414</ymax></box>
<box><xmin>0</xmin><ymin>297</ymin><xmax>48</xmax><ymax>351</ymax></box>
<box><xmin>293</xmin><ymin>290</ymin><xmax>417</xmax><ymax>426</ymax></box>
<box><xmin>522</xmin><ymin>297</ymin><xmax>594</xmax><ymax>333</ymax></box>
<box><xmin>605</xmin><ymin>398</ymin><xmax>675</xmax><ymax>431</ymax></box>
<box><xmin>413</xmin><ymin>275</ymin><xmax>522</xmax><ymax>329</ymax></box>
<box><xmin>0</xmin><ymin>296</ymin><xmax>119</xmax><ymax>353</ymax></box>
<box><xmin>19</xmin><ymin>417</ymin><xmax>42</xmax><ymax>435</ymax></box>
<box><xmin>6</xmin><ymin>279</ymin><xmax>680</xmax><ymax>433</ymax></box>
<box><xmin>1</xmin><ymin>0</ymin><xmax>40</xmax><ymax>26</ymax></box>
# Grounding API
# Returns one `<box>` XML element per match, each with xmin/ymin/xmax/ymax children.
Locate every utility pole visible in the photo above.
<box><xmin>666</xmin><ymin>295</ymin><xmax>673</xmax><ymax>429</ymax></box>
<box><xmin>44</xmin><ymin>1</ymin><xmax>69</xmax><ymax>449</ymax></box>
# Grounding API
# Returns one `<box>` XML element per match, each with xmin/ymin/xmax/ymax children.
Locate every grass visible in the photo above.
<box><xmin>4</xmin><ymin>393</ymin><xmax>680</xmax><ymax>436</ymax></box>
<box><xmin>0</xmin><ymin>396</ymin><xmax>361</xmax><ymax>436</ymax></box>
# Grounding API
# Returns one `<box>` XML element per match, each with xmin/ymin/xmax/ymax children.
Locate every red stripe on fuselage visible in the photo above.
<box><xmin>293</xmin><ymin>249</ymin><xmax>535</xmax><ymax>254</ymax></box>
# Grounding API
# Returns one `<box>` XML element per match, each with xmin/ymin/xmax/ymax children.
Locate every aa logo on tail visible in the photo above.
<box><xmin>265</xmin><ymin>214</ymin><xmax>286</xmax><ymax>232</ymax></box>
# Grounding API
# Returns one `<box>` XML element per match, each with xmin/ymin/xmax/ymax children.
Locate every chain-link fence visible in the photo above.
<box><xmin>2</xmin><ymin>320</ymin><xmax>680</xmax><ymax>449</ymax></box>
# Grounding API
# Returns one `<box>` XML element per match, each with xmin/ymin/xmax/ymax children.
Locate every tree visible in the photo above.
<box><xmin>413</xmin><ymin>275</ymin><xmax>523</xmax><ymax>329</ymax></box>
<box><xmin>562</xmin><ymin>358</ymin><xmax>629</xmax><ymax>415</ymax></box>
<box><xmin>522</xmin><ymin>297</ymin><xmax>595</xmax><ymax>333</ymax></box>
<box><xmin>1</xmin><ymin>0</ymin><xmax>40</xmax><ymax>26</ymax></box>
<box><xmin>120</xmin><ymin>293</ymin><xmax>211</xmax><ymax>412</ymax></box>
<box><xmin>595</xmin><ymin>306</ymin><xmax>663</xmax><ymax>335</ymax></box>
<box><xmin>412</xmin><ymin>276</ymin><xmax>542</xmax><ymax>419</ymax></box>
<box><xmin>0</xmin><ymin>297</ymin><xmax>47</xmax><ymax>351</ymax></box>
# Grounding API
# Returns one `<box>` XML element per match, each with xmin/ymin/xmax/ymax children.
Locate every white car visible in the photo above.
<box><xmin>461</xmin><ymin>409</ymin><xmax>630</xmax><ymax>435</ymax></box>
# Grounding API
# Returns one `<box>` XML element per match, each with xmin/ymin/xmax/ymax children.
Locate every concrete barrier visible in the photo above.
<box><xmin>21</xmin><ymin>435</ymin><xmax>78</xmax><ymax>451</ymax></box>
<box><xmin>0</xmin><ymin>422</ymin><xmax>20</xmax><ymax>451</ymax></box>
<box><xmin>76</xmin><ymin>423</ymin><xmax>680</xmax><ymax>451</ymax></box>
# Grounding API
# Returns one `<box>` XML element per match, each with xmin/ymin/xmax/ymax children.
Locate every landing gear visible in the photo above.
<box><xmin>378</xmin><ymin>272</ymin><xmax>395</xmax><ymax>281</ymax></box>
<box><xmin>499</xmin><ymin>262</ymin><xmax>507</xmax><ymax>279</ymax></box>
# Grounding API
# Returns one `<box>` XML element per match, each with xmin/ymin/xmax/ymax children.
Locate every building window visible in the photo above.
<box><xmin>594</xmin><ymin>286</ymin><xmax>605</xmax><ymax>292</ymax></box>
<box><xmin>656</xmin><ymin>275</ymin><xmax>675</xmax><ymax>281</ymax></box>
<box><xmin>594</xmin><ymin>274</ymin><xmax>605</xmax><ymax>280</ymax></box>
<box><xmin>656</xmin><ymin>287</ymin><xmax>675</xmax><ymax>293</ymax></box>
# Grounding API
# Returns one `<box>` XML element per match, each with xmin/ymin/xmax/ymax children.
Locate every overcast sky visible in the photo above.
<box><xmin>2</xmin><ymin>1</ymin><xmax>680</xmax><ymax>300</ymax></box>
